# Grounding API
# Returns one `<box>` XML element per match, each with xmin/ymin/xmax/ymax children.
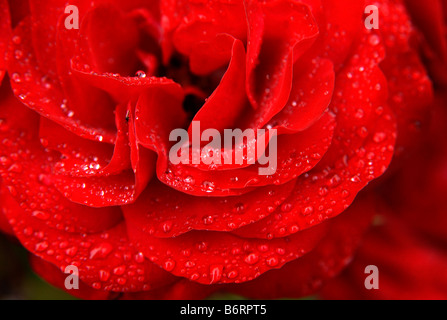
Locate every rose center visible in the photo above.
<box><xmin>159</xmin><ymin>53</ymin><xmax>226</xmax><ymax>120</ymax></box>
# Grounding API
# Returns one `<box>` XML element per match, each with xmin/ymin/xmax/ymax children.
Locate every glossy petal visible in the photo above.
<box><xmin>124</xmin><ymin>212</ymin><xmax>328</xmax><ymax>285</ymax></box>
<box><xmin>228</xmin><ymin>194</ymin><xmax>375</xmax><ymax>299</ymax></box>
<box><xmin>245</xmin><ymin>0</ymin><xmax>318</xmax><ymax>127</ymax></box>
<box><xmin>232</xmin><ymin>30</ymin><xmax>396</xmax><ymax>239</ymax></box>
<box><xmin>122</xmin><ymin>180</ymin><xmax>296</xmax><ymax>238</ymax></box>
<box><xmin>3</xmin><ymin>187</ymin><xmax>176</xmax><ymax>292</ymax></box>
<box><xmin>7</xmin><ymin>20</ymin><xmax>116</xmax><ymax>144</ymax></box>
<box><xmin>0</xmin><ymin>0</ymin><xmax>11</xmax><ymax>83</ymax></box>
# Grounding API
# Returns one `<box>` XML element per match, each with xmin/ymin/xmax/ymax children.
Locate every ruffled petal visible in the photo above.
<box><xmin>0</xmin><ymin>0</ymin><xmax>11</xmax><ymax>83</ymax></box>
<box><xmin>227</xmin><ymin>194</ymin><xmax>375</xmax><ymax>299</ymax></box>
<box><xmin>124</xmin><ymin>210</ymin><xmax>328</xmax><ymax>285</ymax></box>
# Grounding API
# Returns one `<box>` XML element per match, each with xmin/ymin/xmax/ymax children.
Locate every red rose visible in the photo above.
<box><xmin>0</xmin><ymin>0</ymin><xmax>432</xmax><ymax>299</ymax></box>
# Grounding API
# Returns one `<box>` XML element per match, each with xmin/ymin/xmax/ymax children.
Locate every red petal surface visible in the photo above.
<box><xmin>228</xmin><ymin>194</ymin><xmax>375</xmax><ymax>299</ymax></box>
<box><xmin>122</xmin><ymin>180</ymin><xmax>297</xmax><ymax>238</ymax></box>
<box><xmin>245</xmin><ymin>0</ymin><xmax>318</xmax><ymax>126</ymax></box>
<box><xmin>382</xmin><ymin>94</ymin><xmax>447</xmax><ymax>242</ymax></box>
<box><xmin>30</xmin><ymin>255</ymin><xmax>116</xmax><ymax>300</ymax></box>
<box><xmin>232</xmin><ymin>30</ymin><xmax>396</xmax><ymax>239</ymax></box>
<box><xmin>2</xmin><ymin>181</ymin><xmax>176</xmax><ymax>292</ymax></box>
<box><xmin>0</xmin><ymin>0</ymin><xmax>11</xmax><ymax>83</ymax></box>
<box><xmin>321</xmin><ymin>216</ymin><xmax>447</xmax><ymax>300</ymax></box>
<box><xmin>124</xmin><ymin>215</ymin><xmax>327</xmax><ymax>285</ymax></box>
<box><xmin>269</xmin><ymin>57</ymin><xmax>335</xmax><ymax>133</ymax></box>
<box><xmin>0</xmin><ymin>86</ymin><xmax>123</xmax><ymax>232</ymax></box>
<box><xmin>171</xmin><ymin>0</ymin><xmax>247</xmax><ymax>75</ymax></box>
<box><xmin>0</xmin><ymin>181</ymin><xmax>14</xmax><ymax>236</ymax></box>
<box><xmin>0</xmin><ymin>0</ymin><xmax>433</xmax><ymax>300</ymax></box>
<box><xmin>161</xmin><ymin>112</ymin><xmax>335</xmax><ymax>196</ymax></box>
<box><xmin>7</xmin><ymin>20</ymin><xmax>116</xmax><ymax>144</ymax></box>
<box><xmin>378</xmin><ymin>0</ymin><xmax>433</xmax><ymax>160</ymax></box>
<box><xmin>189</xmin><ymin>38</ymin><xmax>249</xmax><ymax>133</ymax></box>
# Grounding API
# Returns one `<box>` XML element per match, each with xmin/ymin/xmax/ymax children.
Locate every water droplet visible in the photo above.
<box><xmin>163</xmin><ymin>259</ymin><xmax>176</xmax><ymax>271</ymax></box>
<box><xmin>135</xmin><ymin>70</ymin><xmax>147</xmax><ymax>78</ymax></box>
<box><xmin>89</xmin><ymin>242</ymin><xmax>113</xmax><ymax>259</ymax></box>
<box><xmin>113</xmin><ymin>265</ymin><xmax>126</xmax><ymax>276</ymax></box>
<box><xmin>162</xmin><ymin>221</ymin><xmax>173</xmax><ymax>233</ymax></box>
<box><xmin>244</xmin><ymin>253</ymin><xmax>259</xmax><ymax>265</ymax></box>
<box><xmin>185</xmin><ymin>260</ymin><xmax>196</xmax><ymax>268</ymax></box>
<box><xmin>357</xmin><ymin>126</ymin><xmax>369</xmax><ymax>138</ymax></box>
<box><xmin>12</xmin><ymin>35</ymin><xmax>22</xmax><ymax>44</ymax></box>
<box><xmin>190</xmin><ymin>273</ymin><xmax>200</xmax><ymax>281</ymax></box>
<box><xmin>11</xmin><ymin>73</ymin><xmax>22</xmax><ymax>83</ymax></box>
<box><xmin>23</xmin><ymin>227</ymin><xmax>33</xmax><ymax>236</ymax></box>
<box><xmin>203</xmin><ymin>215</ymin><xmax>214</xmax><ymax>225</ymax></box>
<box><xmin>184</xmin><ymin>176</ymin><xmax>195</xmax><ymax>184</ymax></box>
<box><xmin>14</xmin><ymin>50</ymin><xmax>23</xmax><ymax>60</ymax></box>
<box><xmin>233</xmin><ymin>202</ymin><xmax>246</xmax><ymax>214</ymax></box>
<box><xmin>210</xmin><ymin>265</ymin><xmax>223</xmax><ymax>283</ymax></box>
<box><xmin>328</xmin><ymin>174</ymin><xmax>341</xmax><ymax>187</ymax></box>
<box><xmin>280</xmin><ymin>203</ymin><xmax>292</xmax><ymax>212</ymax></box>
<box><xmin>373</xmin><ymin>132</ymin><xmax>386</xmax><ymax>143</ymax></box>
<box><xmin>8</xmin><ymin>163</ymin><xmax>23</xmax><ymax>173</ymax></box>
<box><xmin>368</xmin><ymin>34</ymin><xmax>380</xmax><ymax>46</ymax></box>
<box><xmin>267</xmin><ymin>256</ymin><xmax>279</xmax><ymax>267</ymax></box>
<box><xmin>302</xmin><ymin>206</ymin><xmax>314</xmax><ymax>216</ymax></box>
<box><xmin>197</xmin><ymin>242</ymin><xmax>208</xmax><ymax>251</ymax></box>
<box><xmin>319</xmin><ymin>186</ymin><xmax>329</xmax><ymax>196</ymax></box>
<box><xmin>135</xmin><ymin>252</ymin><xmax>145</xmax><ymax>263</ymax></box>
<box><xmin>181</xmin><ymin>249</ymin><xmax>191</xmax><ymax>257</ymax></box>
<box><xmin>35</xmin><ymin>241</ymin><xmax>49</xmax><ymax>252</ymax></box>
<box><xmin>276</xmin><ymin>248</ymin><xmax>285</xmax><ymax>255</ymax></box>
<box><xmin>65</xmin><ymin>246</ymin><xmax>78</xmax><ymax>257</ymax></box>
<box><xmin>99</xmin><ymin>270</ymin><xmax>110</xmax><ymax>282</ymax></box>
<box><xmin>90</xmin><ymin>281</ymin><xmax>103</xmax><ymax>290</ymax></box>
<box><xmin>202</xmin><ymin>181</ymin><xmax>215</xmax><ymax>192</ymax></box>
<box><xmin>32</xmin><ymin>210</ymin><xmax>50</xmax><ymax>220</ymax></box>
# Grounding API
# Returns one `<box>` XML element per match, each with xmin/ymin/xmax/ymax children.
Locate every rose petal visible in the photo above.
<box><xmin>228</xmin><ymin>194</ymin><xmax>375</xmax><ymax>299</ymax></box>
<box><xmin>188</xmin><ymin>38</ymin><xmax>249</xmax><ymax>133</ymax></box>
<box><xmin>122</xmin><ymin>179</ymin><xmax>296</xmax><ymax>238</ymax></box>
<box><xmin>232</xmin><ymin>30</ymin><xmax>396</xmax><ymax>239</ymax></box>
<box><xmin>160</xmin><ymin>112</ymin><xmax>335</xmax><ymax>196</ymax></box>
<box><xmin>245</xmin><ymin>0</ymin><xmax>318</xmax><ymax>128</ymax></box>
<box><xmin>30</xmin><ymin>254</ymin><xmax>116</xmax><ymax>300</ymax></box>
<box><xmin>0</xmin><ymin>0</ymin><xmax>11</xmax><ymax>83</ymax></box>
<box><xmin>7</xmin><ymin>19</ymin><xmax>116</xmax><ymax>144</ymax></box>
<box><xmin>164</xmin><ymin>0</ymin><xmax>247</xmax><ymax>73</ymax></box>
<box><xmin>0</xmin><ymin>87</ymin><xmax>123</xmax><ymax>232</ymax></box>
<box><xmin>268</xmin><ymin>57</ymin><xmax>335</xmax><ymax>133</ymax></box>
<box><xmin>124</xmin><ymin>212</ymin><xmax>328</xmax><ymax>285</ymax></box>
